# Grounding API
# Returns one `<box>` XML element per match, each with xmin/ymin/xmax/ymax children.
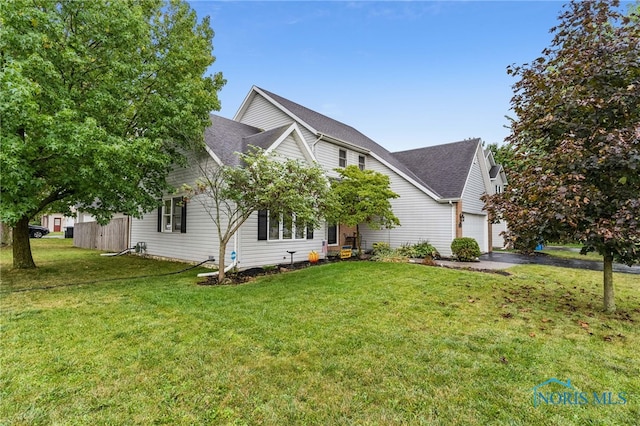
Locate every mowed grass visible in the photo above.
<box><xmin>542</xmin><ymin>245</ymin><xmax>604</xmax><ymax>262</ymax></box>
<box><xmin>1</xmin><ymin>240</ymin><xmax>639</xmax><ymax>425</ymax></box>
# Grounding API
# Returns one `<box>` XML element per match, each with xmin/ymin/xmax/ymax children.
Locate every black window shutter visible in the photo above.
<box><xmin>306</xmin><ymin>226</ymin><xmax>314</xmax><ymax>240</ymax></box>
<box><xmin>180</xmin><ymin>198</ymin><xmax>187</xmax><ymax>233</ymax></box>
<box><xmin>157</xmin><ymin>203</ymin><xmax>162</xmax><ymax>232</ymax></box>
<box><xmin>257</xmin><ymin>210</ymin><xmax>267</xmax><ymax>240</ymax></box>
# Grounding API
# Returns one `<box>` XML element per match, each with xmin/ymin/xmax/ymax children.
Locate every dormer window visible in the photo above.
<box><xmin>338</xmin><ymin>149</ymin><xmax>347</xmax><ymax>168</ymax></box>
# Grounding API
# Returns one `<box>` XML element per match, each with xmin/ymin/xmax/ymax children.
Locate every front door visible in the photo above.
<box><xmin>54</xmin><ymin>218</ymin><xmax>62</xmax><ymax>232</ymax></box>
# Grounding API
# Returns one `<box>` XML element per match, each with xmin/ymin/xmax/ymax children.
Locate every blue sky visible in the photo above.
<box><xmin>188</xmin><ymin>1</ymin><xmax>569</xmax><ymax>150</ymax></box>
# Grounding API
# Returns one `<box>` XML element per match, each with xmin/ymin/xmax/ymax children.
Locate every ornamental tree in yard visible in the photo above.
<box><xmin>184</xmin><ymin>148</ymin><xmax>331</xmax><ymax>283</ymax></box>
<box><xmin>483</xmin><ymin>0</ymin><xmax>639</xmax><ymax>313</ymax></box>
<box><xmin>327</xmin><ymin>165</ymin><xmax>400</xmax><ymax>254</ymax></box>
<box><xmin>0</xmin><ymin>0</ymin><xmax>225</xmax><ymax>268</ymax></box>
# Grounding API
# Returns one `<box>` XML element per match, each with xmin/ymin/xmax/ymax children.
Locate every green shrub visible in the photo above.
<box><xmin>413</xmin><ymin>240</ymin><xmax>440</xmax><ymax>259</ymax></box>
<box><xmin>371</xmin><ymin>251</ymin><xmax>409</xmax><ymax>263</ymax></box>
<box><xmin>397</xmin><ymin>242</ymin><xmax>417</xmax><ymax>258</ymax></box>
<box><xmin>371</xmin><ymin>242</ymin><xmax>407</xmax><ymax>262</ymax></box>
<box><xmin>372</xmin><ymin>242</ymin><xmax>392</xmax><ymax>256</ymax></box>
<box><xmin>372</xmin><ymin>241</ymin><xmax>440</xmax><ymax>262</ymax></box>
<box><xmin>396</xmin><ymin>240</ymin><xmax>440</xmax><ymax>259</ymax></box>
<box><xmin>451</xmin><ymin>237</ymin><xmax>481</xmax><ymax>262</ymax></box>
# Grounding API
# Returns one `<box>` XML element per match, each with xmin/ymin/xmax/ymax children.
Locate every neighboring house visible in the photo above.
<box><xmin>41</xmin><ymin>212</ymin><xmax>74</xmax><ymax>233</ymax></box>
<box><xmin>129</xmin><ymin>86</ymin><xmax>507</xmax><ymax>268</ymax></box>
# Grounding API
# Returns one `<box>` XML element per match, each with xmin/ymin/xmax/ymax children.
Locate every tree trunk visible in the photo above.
<box><xmin>13</xmin><ymin>216</ymin><xmax>36</xmax><ymax>269</ymax></box>
<box><xmin>603</xmin><ymin>253</ymin><xmax>615</xmax><ymax>313</ymax></box>
<box><xmin>218</xmin><ymin>241</ymin><xmax>228</xmax><ymax>283</ymax></box>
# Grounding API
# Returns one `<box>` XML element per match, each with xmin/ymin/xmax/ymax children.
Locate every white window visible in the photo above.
<box><xmin>268</xmin><ymin>211</ymin><xmax>309</xmax><ymax>241</ymax></box>
<box><xmin>358</xmin><ymin>155</ymin><xmax>365</xmax><ymax>171</ymax></box>
<box><xmin>162</xmin><ymin>197</ymin><xmax>184</xmax><ymax>232</ymax></box>
<box><xmin>269</xmin><ymin>210</ymin><xmax>280</xmax><ymax>240</ymax></box>
<box><xmin>339</xmin><ymin>149</ymin><xmax>347</xmax><ymax>168</ymax></box>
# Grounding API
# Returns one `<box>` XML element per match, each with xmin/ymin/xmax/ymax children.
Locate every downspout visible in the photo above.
<box><xmin>311</xmin><ymin>135</ymin><xmax>322</xmax><ymax>155</ymax></box>
<box><xmin>449</xmin><ymin>200</ymin><xmax>456</xmax><ymax>242</ymax></box>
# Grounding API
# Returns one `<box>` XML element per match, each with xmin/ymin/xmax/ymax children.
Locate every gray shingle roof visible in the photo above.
<box><xmin>243</xmin><ymin>124</ymin><xmax>292</xmax><ymax>152</ymax></box>
<box><xmin>392</xmin><ymin>139</ymin><xmax>481</xmax><ymax>199</ymax></box>
<box><xmin>205</xmin><ymin>88</ymin><xmax>482</xmax><ymax>201</ymax></box>
<box><xmin>257</xmin><ymin>87</ymin><xmax>441</xmax><ymax>197</ymax></box>
<box><xmin>204</xmin><ymin>116</ymin><xmax>301</xmax><ymax>167</ymax></box>
<box><xmin>489</xmin><ymin>164</ymin><xmax>502</xmax><ymax>179</ymax></box>
<box><xmin>204</xmin><ymin>115</ymin><xmax>262</xmax><ymax>166</ymax></box>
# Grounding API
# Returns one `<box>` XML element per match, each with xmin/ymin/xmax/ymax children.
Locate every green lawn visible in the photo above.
<box><xmin>542</xmin><ymin>244</ymin><xmax>604</xmax><ymax>262</ymax></box>
<box><xmin>1</xmin><ymin>240</ymin><xmax>639</xmax><ymax>425</ymax></box>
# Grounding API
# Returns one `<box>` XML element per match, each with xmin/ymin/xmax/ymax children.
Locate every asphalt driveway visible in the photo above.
<box><xmin>478</xmin><ymin>251</ymin><xmax>640</xmax><ymax>275</ymax></box>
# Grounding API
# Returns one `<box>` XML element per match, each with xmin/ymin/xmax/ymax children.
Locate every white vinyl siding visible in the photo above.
<box><xmin>358</xmin><ymin>156</ymin><xmax>455</xmax><ymax>257</ymax></box>
<box><xmin>130</xmin><ymin>152</ymin><xmax>229</xmax><ymax>265</ymax></box>
<box><xmin>273</xmin><ymin>134</ymin><xmax>307</xmax><ymax>161</ymax></box>
<box><xmin>313</xmin><ymin>140</ymin><xmax>368</xmax><ymax>178</ymax></box>
<box><xmin>239</xmin><ymin>94</ymin><xmax>316</xmax><ymax>142</ymax></box>
<box><xmin>461</xmin><ymin>158</ymin><xmax>487</xmax><ymax>214</ymax></box>
<box><xmin>460</xmin><ymin>153</ymin><xmax>489</xmax><ymax>252</ymax></box>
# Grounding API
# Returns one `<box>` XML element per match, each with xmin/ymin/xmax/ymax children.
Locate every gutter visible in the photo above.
<box><xmin>317</xmin><ymin>133</ymin><xmax>370</xmax><ymax>154</ymax></box>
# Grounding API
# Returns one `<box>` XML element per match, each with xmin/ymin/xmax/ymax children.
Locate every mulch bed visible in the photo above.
<box><xmin>197</xmin><ymin>255</ymin><xmax>510</xmax><ymax>286</ymax></box>
<box><xmin>197</xmin><ymin>259</ymin><xmax>332</xmax><ymax>286</ymax></box>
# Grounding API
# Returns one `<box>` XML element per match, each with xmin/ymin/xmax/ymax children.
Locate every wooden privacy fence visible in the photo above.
<box><xmin>73</xmin><ymin>218</ymin><xmax>129</xmax><ymax>252</ymax></box>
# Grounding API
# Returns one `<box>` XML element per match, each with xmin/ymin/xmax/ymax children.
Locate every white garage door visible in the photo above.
<box><xmin>492</xmin><ymin>220</ymin><xmax>508</xmax><ymax>249</ymax></box>
<box><xmin>462</xmin><ymin>213</ymin><xmax>488</xmax><ymax>253</ymax></box>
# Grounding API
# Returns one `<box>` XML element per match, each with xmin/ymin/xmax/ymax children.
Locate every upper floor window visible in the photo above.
<box><xmin>338</xmin><ymin>149</ymin><xmax>347</xmax><ymax>168</ymax></box>
<box><xmin>358</xmin><ymin>155</ymin><xmax>365</xmax><ymax>171</ymax></box>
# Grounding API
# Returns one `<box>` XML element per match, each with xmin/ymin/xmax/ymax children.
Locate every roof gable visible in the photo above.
<box><xmin>392</xmin><ymin>139</ymin><xmax>482</xmax><ymax>199</ymax></box>
<box><xmin>204</xmin><ymin>115</ymin><xmax>316</xmax><ymax>167</ymax></box>
<box><xmin>204</xmin><ymin>115</ymin><xmax>262</xmax><ymax>166</ymax></box>
<box><xmin>250</xmin><ymin>87</ymin><xmax>442</xmax><ymax>199</ymax></box>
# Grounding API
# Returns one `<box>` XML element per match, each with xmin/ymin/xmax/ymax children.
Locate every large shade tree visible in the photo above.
<box><xmin>1</xmin><ymin>0</ymin><xmax>225</xmax><ymax>268</ymax></box>
<box><xmin>185</xmin><ymin>148</ymin><xmax>331</xmax><ymax>283</ymax></box>
<box><xmin>483</xmin><ymin>0</ymin><xmax>639</xmax><ymax>313</ymax></box>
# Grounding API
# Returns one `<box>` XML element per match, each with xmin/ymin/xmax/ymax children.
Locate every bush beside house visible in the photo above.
<box><xmin>451</xmin><ymin>237</ymin><xmax>481</xmax><ymax>262</ymax></box>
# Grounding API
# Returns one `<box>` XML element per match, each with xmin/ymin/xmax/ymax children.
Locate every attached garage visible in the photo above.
<box><xmin>462</xmin><ymin>212</ymin><xmax>488</xmax><ymax>253</ymax></box>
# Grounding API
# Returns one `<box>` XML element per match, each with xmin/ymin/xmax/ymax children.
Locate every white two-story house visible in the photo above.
<box><xmin>129</xmin><ymin>86</ymin><xmax>506</xmax><ymax>268</ymax></box>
